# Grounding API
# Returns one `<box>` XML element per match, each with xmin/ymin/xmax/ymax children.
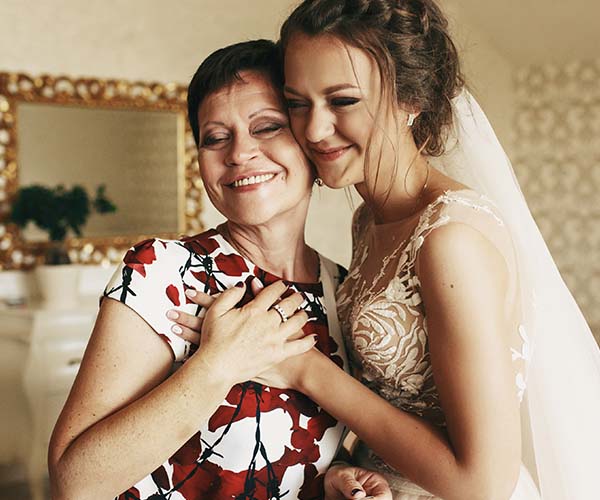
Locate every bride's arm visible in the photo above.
<box><xmin>294</xmin><ymin>223</ymin><xmax>521</xmax><ymax>500</ymax></box>
<box><xmin>172</xmin><ymin>223</ymin><xmax>521</xmax><ymax>500</ymax></box>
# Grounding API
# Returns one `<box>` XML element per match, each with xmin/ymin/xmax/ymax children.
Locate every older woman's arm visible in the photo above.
<box><xmin>48</xmin><ymin>282</ymin><xmax>312</xmax><ymax>500</ymax></box>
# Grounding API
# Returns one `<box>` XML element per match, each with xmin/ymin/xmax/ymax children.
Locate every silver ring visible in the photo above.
<box><xmin>272</xmin><ymin>304</ymin><xmax>288</xmax><ymax>323</ymax></box>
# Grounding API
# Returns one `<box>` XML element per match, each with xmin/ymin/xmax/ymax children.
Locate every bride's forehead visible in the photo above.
<box><xmin>284</xmin><ymin>37</ymin><xmax>379</xmax><ymax>89</ymax></box>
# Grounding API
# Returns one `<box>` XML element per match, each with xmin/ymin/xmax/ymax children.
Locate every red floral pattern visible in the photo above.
<box><xmin>104</xmin><ymin>230</ymin><xmax>347</xmax><ymax>500</ymax></box>
<box><xmin>123</xmin><ymin>238</ymin><xmax>157</xmax><ymax>277</ymax></box>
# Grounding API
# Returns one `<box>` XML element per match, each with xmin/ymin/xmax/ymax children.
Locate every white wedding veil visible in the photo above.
<box><xmin>428</xmin><ymin>91</ymin><xmax>600</xmax><ymax>499</ymax></box>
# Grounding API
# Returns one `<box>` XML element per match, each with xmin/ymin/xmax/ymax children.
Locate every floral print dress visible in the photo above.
<box><xmin>103</xmin><ymin>228</ymin><xmax>348</xmax><ymax>500</ymax></box>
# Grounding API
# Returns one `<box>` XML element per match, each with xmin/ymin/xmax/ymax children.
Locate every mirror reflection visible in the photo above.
<box><xmin>17</xmin><ymin>103</ymin><xmax>184</xmax><ymax>240</ymax></box>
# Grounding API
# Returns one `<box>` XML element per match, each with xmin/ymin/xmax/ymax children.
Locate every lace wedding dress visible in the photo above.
<box><xmin>337</xmin><ymin>189</ymin><xmax>541</xmax><ymax>500</ymax></box>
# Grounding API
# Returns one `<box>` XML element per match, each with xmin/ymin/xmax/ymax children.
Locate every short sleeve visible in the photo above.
<box><xmin>102</xmin><ymin>238</ymin><xmax>199</xmax><ymax>362</ymax></box>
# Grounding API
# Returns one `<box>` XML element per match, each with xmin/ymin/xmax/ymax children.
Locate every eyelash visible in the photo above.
<box><xmin>285</xmin><ymin>97</ymin><xmax>360</xmax><ymax>110</ymax></box>
<box><xmin>202</xmin><ymin>135</ymin><xmax>227</xmax><ymax>147</ymax></box>
<box><xmin>201</xmin><ymin>123</ymin><xmax>285</xmax><ymax>148</ymax></box>
<box><xmin>253</xmin><ymin>123</ymin><xmax>284</xmax><ymax>134</ymax></box>
<box><xmin>331</xmin><ymin>97</ymin><xmax>360</xmax><ymax>107</ymax></box>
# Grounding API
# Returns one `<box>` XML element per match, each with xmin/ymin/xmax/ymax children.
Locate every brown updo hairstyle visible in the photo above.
<box><xmin>280</xmin><ymin>0</ymin><xmax>464</xmax><ymax>157</ymax></box>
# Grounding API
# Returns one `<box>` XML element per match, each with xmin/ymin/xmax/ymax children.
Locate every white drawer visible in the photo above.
<box><xmin>41</xmin><ymin>338</ymin><xmax>88</xmax><ymax>393</ymax></box>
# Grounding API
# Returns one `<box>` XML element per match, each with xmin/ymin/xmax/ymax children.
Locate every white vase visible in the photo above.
<box><xmin>34</xmin><ymin>264</ymin><xmax>81</xmax><ymax>310</ymax></box>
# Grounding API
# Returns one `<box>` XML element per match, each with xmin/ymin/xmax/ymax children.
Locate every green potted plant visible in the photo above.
<box><xmin>9</xmin><ymin>183</ymin><xmax>116</xmax><ymax>308</ymax></box>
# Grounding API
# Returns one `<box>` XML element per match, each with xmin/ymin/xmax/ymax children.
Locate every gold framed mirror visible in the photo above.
<box><xmin>0</xmin><ymin>72</ymin><xmax>204</xmax><ymax>270</ymax></box>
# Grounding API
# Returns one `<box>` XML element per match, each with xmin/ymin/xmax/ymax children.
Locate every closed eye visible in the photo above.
<box><xmin>331</xmin><ymin>97</ymin><xmax>360</xmax><ymax>107</ymax></box>
<box><xmin>286</xmin><ymin>99</ymin><xmax>308</xmax><ymax>110</ymax></box>
<box><xmin>201</xmin><ymin>134</ymin><xmax>229</xmax><ymax>149</ymax></box>
<box><xmin>253</xmin><ymin>123</ymin><xmax>286</xmax><ymax>138</ymax></box>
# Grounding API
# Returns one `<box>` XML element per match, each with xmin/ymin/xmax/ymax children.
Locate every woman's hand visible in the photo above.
<box><xmin>324</xmin><ymin>464</ymin><xmax>392</xmax><ymax>500</ymax></box>
<box><xmin>166</xmin><ymin>277</ymin><xmax>264</xmax><ymax>346</ymax></box>
<box><xmin>168</xmin><ymin>281</ymin><xmax>315</xmax><ymax>386</ymax></box>
<box><xmin>169</xmin><ymin>281</ymin><xmax>321</xmax><ymax>391</ymax></box>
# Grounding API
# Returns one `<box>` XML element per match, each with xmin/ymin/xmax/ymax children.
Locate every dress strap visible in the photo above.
<box><xmin>393</xmin><ymin>190</ymin><xmax>504</xmax><ymax>278</ymax></box>
<box><xmin>319</xmin><ymin>255</ymin><xmax>350</xmax><ymax>373</ymax></box>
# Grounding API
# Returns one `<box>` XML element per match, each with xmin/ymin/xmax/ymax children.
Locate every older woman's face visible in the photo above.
<box><xmin>197</xmin><ymin>71</ymin><xmax>313</xmax><ymax>227</ymax></box>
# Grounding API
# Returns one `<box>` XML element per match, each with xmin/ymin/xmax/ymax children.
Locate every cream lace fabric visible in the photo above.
<box><xmin>337</xmin><ymin>189</ymin><xmax>529</xmax><ymax>436</ymax></box>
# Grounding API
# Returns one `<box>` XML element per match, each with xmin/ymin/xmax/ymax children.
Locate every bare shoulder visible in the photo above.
<box><xmin>416</xmin><ymin>221</ymin><xmax>509</xmax><ymax>298</ymax></box>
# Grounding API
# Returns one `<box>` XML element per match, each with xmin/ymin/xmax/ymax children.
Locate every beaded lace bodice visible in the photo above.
<box><xmin>337</xmin><ymin>190</ymin><xmax>529</xmax><ymax>430</ymax></box>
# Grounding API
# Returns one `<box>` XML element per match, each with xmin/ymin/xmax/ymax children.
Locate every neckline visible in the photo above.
<box><xmin>205</xmin><ymin>229</ymin><xmax>324</xmax><ymax>294</ymax></box>
<box><xmin>369</xmin><ymin>188</ymin><xmax>477</xmax><ymax>232</ymax></box>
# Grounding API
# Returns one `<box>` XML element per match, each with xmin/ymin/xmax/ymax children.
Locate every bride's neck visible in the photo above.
<box><xmin>356</xmin><ymin>155</ymin><xmax>434</xmax><ymax>224</ymax></box>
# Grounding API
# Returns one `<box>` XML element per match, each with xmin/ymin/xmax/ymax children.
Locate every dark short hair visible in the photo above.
<box><xmin>187</xmin><ymin>39</ymin><xmax>284</xmax><ymax>147</ymax></box>
<box><xmin>280</xmin><ymin>0</ymin><xmax>464</xmax><ymax>156</ymax></box>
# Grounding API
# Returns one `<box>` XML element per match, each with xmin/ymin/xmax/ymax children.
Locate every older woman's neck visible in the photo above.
<box><xmin>220</xmin><ymin>219</ymin><xmax>318</xmax><ymax>283</ymax></box>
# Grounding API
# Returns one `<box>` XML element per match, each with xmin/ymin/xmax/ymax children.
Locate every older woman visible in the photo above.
<box><xmin>48</xmin><ymin>40</ymin><xmax>390</xmax><ymax>500</ymax></box>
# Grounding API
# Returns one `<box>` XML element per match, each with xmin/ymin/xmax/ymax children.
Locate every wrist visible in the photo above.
<box><xmin>189</xmin><ymin>349</ymin><xmax>237</xmax><ymax>391</ymax></box>
<box><xmin>296</xmin><ymin>348</ymin><xmax>329</xmax><ymax>395</ymax></box>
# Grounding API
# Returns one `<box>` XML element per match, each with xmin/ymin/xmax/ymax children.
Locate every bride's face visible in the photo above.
<box><xmin>283</xmin><ymin>33</ymin><xmax>407</xmax><ymax>191</ymax></box>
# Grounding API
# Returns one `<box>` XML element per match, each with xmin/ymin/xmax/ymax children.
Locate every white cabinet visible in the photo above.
<box><xmin>0</xmin><ymin>301</ymin><xmax>98</xmax><ymax>500</ymax></box>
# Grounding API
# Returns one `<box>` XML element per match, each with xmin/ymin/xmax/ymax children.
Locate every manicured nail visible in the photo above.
<box><xmin>351</xmin><ymin>489</ymin><xmax>363</xmax><ymax>496</ymax></box>
<box><xmin>171</xmin><ymin>325</ymin><xmax>183</xmax><ymax>334</ymax></box>
<box><xmin>166</xmin><ymin>310</ymin><xmax>179</xmax><ymax>320</ymax></box>
<box><xmin>185</xmin><ymin>289</ymin><xmax>197</xmax><ymax>298</ymax></box>
<box><xmin>235</xmin><ymin>282</ymin><xmax>245</xmax><ymax>288</ymax></box>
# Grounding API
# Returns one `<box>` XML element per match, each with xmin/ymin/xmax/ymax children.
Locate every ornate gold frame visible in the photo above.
<box><xmin>0</xmin><ymin>72</ymin><xmax>204</xmax><ymax>270</ymax></box>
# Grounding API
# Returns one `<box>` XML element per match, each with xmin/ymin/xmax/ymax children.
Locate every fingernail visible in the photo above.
<box><xmin>235</xmin><ymin>282</ymin><xmax>245</xmax><ymax>288</ymax></box>
<box><xmin>351</xmin><ymin>489</ymin><xmax>363</xmax><ymax>496</ymax></box>
<box><xmin>185</xmin><ymin>289</ymin><xmax>197</xmax><ymax>298</ymax></box>
<box><xmin>166</xmin><ymin>310</ymin><xmax>179</xmax><ymax>320</ymax></box>
<box><xmin>171</xmin><ymin>325</ymin><xmax>183</xmax><ymax>334</ymax></box>
<box><xmin>312</xmin><ymin>335</ymin><xmax>318</xmax><ymax>343</ymax></box>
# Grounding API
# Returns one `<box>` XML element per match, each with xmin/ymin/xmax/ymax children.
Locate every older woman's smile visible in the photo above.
<box><xmin>197</xmin><ymin>70</ymin><xmax>313</xmax><ymax>227</ymax></box>
<box><xmin>229</xmin><ymin>172</ymin><xmax>277</xmax><ymax>189</ymax></box>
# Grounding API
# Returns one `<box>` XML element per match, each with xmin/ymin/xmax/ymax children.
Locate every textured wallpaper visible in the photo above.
<box><xmin>512</xmin><ymin>58</ymin><xmax>600</xmax><ymax>342</ymax></box>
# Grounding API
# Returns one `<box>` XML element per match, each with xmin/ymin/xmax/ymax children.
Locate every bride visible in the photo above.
<box><xmin>174</xmin><ymin>0</ymin><xmax>600</xmax><ymax>498</ymax></box>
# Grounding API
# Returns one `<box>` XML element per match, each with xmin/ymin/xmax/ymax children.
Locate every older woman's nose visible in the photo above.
<box><xmin>225</xmin><ymin>133</ymin><xmax>259</xmax><ymax>167</ymax></box>
<box><xmin>305</xmin><ymin>107</ymin><xmax>335</xmax><ymax>144</ymax></box>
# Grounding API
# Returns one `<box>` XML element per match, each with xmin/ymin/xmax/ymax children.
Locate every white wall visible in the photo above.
<box><xmin>443</xmin><ymin>0</ymin><xmax>516</xmax><ymax>153</ymax></box>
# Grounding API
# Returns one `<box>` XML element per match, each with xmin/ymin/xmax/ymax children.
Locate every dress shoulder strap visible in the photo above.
<box><xmin>395</xmin><ymin>189</ymin><xmax>509</xmax><ymax>277</ymax></box>
<box><xmin>319</xmin><ymin>254</ymin><xmax>349</xmax><ymax>373</ymax></box>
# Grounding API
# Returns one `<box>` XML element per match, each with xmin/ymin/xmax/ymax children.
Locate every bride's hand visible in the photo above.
<box><xmin>167</xmin><ymin>281</ymin><xmax>315</xmax><ymax>386</ymax></box>
<box><xmin>325</xmin><ymin>464</ymin><xmax>392</xmax><ymax>500</ymax></box>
